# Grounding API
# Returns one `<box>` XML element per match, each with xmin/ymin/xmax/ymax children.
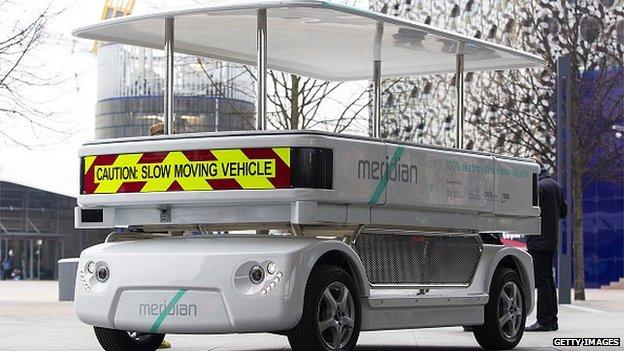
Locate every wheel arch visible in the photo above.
<box><xmin>296</xmin><ymin>241</ymin><xmax>370</xmax><ymax>298</ymax></box>
<box><xmin>313</xmin><ymin>249</ymin><xmax>368</xmax><ymax>297</ymax></box>
<box><xmin>284</xmin><ymin>241</ymin><xmax>369</xmax><ymax>331</ymax></box>
<box><xmin>486</xmin><ymin>248</ymin><xmax>535</xmax><ymax>315</ymax></box>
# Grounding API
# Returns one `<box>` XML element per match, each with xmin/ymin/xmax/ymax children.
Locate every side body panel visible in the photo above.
<box><xmin>359</xmin><ymin>244</ymin><xmax>534</xmax><ymax>331</ymax></box>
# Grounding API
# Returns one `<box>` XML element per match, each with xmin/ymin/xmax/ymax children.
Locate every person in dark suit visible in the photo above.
<box><xmin>525</xmin><ymin>159</ymin><xmax>567</xmax><ymax>332</ymax></box>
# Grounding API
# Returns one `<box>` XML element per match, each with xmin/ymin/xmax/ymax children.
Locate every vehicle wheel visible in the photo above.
<box><xmin>473</xmin><ymin>267</ymin><xmax>526</xmax><ymax>350</ymax></box>
<box><xmin>94</xmin><ymin>326</ymin><xmax>165</xmax><ymax>351</ymax></box>
<box><xmin>288</xmin><ymin>265</ymin><xmax>361</xmax><ymax>351</ymax></box>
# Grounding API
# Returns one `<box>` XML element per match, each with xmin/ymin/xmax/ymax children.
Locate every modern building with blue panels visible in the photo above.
<box><xmin>583</xmin><ymin>179</ymin><xmax>624</xmax><ymax>287</ymax></box>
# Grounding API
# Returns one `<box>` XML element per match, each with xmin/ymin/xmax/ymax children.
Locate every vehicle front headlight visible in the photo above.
<box><xmin>86</xmin><ymin>261</ymin><xmax>96</xmax><ymax>274</ymax></box>
<box><xmin>96</xmin><ymin>263</ymin><xmax>110</xmax><ymax>283</ymax></box>
<box><xmin>249</xmin><ymin>265</ymin><xmax>265</xmax><ymax>285</ymax></box>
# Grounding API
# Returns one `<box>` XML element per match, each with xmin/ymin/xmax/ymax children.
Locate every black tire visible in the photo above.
<box><xmin>94</xmin><ymin>326</ymin><xmax>165</xmax><ymax>351</ymax></box>
<box><xmin>474</xmin><ymin>267</ymin><xmax>526</xmax><ymax>350</ymax></box>
<box><xmin>288</xmin><ymin>265</ymin><xmax>361</xmax><ymax>351</ymax></box>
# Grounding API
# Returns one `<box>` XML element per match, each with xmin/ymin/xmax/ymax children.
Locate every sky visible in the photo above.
<box><xmin>0</xmin><ymin>0</ymin><xmax>369</xmax><ymax>197</ymax></box>
<box><xmin>0</xmin><ymin>0</ymin><xmax>100</xmax><ymax>197</ymax></box>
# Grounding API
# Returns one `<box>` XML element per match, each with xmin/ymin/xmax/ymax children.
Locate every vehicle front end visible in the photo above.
<box><xmin>75</xmin><ymin>235</ymin><xmax>317</xmax><ymax>334</ymax></box>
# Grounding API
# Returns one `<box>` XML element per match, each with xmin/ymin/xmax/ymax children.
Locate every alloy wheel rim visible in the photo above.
<box><xmin>317</xmin><ymin>281</ymin><xmax>355</xmax><ymax>350</ymax></box>
<box><xmin>127</xmin><ymin>331</ymin><xmax>151</xmax><ymax>342</ymax></box>
<box><xmin>497</xmin><ymin>281</ymin><xmax>523</xmax><ymax>339</ymax></box>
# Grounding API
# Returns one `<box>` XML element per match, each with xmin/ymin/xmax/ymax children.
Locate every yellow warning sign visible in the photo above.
<box><xmin>82</xmin><ymin>147</ymin><xmax>291</xmax><ymax>194</ymax></box>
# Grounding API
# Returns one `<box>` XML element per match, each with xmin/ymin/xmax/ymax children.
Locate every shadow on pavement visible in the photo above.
<box><xmin>356</xmin><ymin>347</ymin><xmax>479</xmax><ymax>351</ymax></box>
<box><xmin>247</xmin><ymin>347</ymin><xmax>482</xmax><ymax>351</ymax></box>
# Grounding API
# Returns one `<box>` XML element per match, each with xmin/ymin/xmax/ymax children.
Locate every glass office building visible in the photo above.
<box><xmin>95</xmin><ymin>44</ymin><xmax>255</xmax><ymax>139</ymax></box>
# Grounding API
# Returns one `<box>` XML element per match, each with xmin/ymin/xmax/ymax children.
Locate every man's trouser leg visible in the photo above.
<box><xmin>530</xmin><ymin>250</ymin><xmax>557</xmax><ymax>325</ymax></box>
<box><xmin>547</xmin><ymin>250</ymin><xmax>558</xmax><ymax>324</ymax></box>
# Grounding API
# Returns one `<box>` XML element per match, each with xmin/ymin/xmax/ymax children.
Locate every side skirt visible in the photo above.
<box><xmin>360</xmin><ymin>294</ymin><xmax>487</xmax><ymax>331</ymax></box>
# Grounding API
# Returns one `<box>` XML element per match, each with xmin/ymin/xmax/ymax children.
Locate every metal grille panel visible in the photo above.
<box><xmin>353</xmin><ymin>233</ymin><xmax>481</xmax><ymax>285</ymax></box>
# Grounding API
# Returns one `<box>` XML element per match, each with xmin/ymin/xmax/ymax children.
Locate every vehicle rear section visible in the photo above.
<box><xmin>286</xmin><ymin>230</ymin><xmax>535</xmax><ymax>351</ymax></box>
<box><xmin>348</xmin><ymin>231</ymin><xmax>534</xmax><ymax>332</ymax></box>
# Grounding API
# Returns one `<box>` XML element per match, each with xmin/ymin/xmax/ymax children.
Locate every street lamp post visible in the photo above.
<box><xmin>556</xmin><ymin>54</ymin><xmax>572</xmax><ymax>305</ymax></box>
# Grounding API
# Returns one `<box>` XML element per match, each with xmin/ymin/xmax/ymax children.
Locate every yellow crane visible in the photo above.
<box><xmin>92</xmin><ymin>0</ymin><xmax>136</xmax><ymax>52</ymax></box>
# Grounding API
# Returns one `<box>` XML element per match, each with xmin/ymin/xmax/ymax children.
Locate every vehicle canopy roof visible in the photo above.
<box><xmin>73</xmin><ymin>0</ymin><xmax>545</xmax><ymax>81</ymax></box>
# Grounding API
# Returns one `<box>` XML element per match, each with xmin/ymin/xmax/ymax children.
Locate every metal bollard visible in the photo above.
<box><xmin>58</xmin><ymin>258</ymin><xmax>79</xmax><ymax>301</ymax></box>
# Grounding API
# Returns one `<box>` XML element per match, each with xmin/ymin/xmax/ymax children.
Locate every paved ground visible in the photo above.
<box><xmin>1</xmin><ymin>281</ymin><xmax>622</xmax><ymax>350</ymax></box>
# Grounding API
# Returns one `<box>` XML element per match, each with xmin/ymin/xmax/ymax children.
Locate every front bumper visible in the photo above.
<box><xmin>75</xmin><ymin>236</ymin><xmax>315</xmax><ymax>334</ymax></box>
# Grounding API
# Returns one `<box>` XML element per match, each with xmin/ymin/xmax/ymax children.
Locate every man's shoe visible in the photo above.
<box><xmin>551</xmin><ymin>321</ymin><xmax>558</xmax><ymax>331</ymax></box>
<box><xmin>158</xmin><ymin>340</ymin><xmax>172</xmax><ymax>349</ymax></box>
<box><xmin>525</xmin><ymin>322</ymin><xmax>552</xmax><ymax>331</ymax></box>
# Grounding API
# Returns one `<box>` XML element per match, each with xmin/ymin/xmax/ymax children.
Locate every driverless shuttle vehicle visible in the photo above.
<box><xmin>72</xmin><ymin>2</ymin><xmax>545</xmax><ymax>350</ymax></box>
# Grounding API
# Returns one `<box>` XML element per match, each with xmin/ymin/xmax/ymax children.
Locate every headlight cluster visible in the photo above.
<box><xmin>245</xmin><ymin>261</ymin><xmax>283</xmax><ymax>295</ymax></box>
<box><xmin>234</xmin><ymin>260</ymin><xmax>288</xmax><ymax>296</ymax></box>
<box><xmin>80</xmin><ymin>260</ymin><xmax>110</xmax><ymax>292</ymax></box>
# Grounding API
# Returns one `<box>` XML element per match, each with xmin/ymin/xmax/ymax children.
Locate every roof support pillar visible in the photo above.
<box><xmin>164</xmin><ymin>17</ymin><xmax>175</xmax><ymax>135</ymax></box>
<box><xmin>256</xmin><ymin>9</ymin><xmax>267</xmax><ymax>131</ymax></box>
<box><xmin>455</xmin><ymin>52</ymin><xmax>465</xmax><ymax>149</ymax></box>
<box><xmin>372</xmin><ymin>60</ymin><xmax>381</xmax><ymax>138</ymax></box>
<box><xmin>372</xmin><ymin>22</ymin><xmax>383</xmax><ymax>138</ymax></box>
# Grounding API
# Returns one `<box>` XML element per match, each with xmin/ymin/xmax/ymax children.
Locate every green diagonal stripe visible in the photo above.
<box><xmin>368</xmin><ymin>146</ymin><xmax>405</xmax><ymax>205</ymax></box>
<box><xmin>150</xmin><ymin>288</ymin><xmax>188</xmax><ymax>333</ymax></box>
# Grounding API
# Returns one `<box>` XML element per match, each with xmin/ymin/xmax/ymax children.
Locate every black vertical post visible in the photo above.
<box><xmin>556</xmin><ymin>54</ymin><xmax>572</xmax><ymax>304</ymax></box>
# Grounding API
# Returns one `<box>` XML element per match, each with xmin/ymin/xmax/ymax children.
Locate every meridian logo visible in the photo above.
<box><xmin>357</xmin><ymin>160</ymin><xmax>417</xmax><ymax>183</ymax></box>
<box><xmin>364</xmin><ymin>146</ymin><xmax>409</xmax><ymax>205</ymax></box>
<box><xmin>139</xmin><ymin>300</ymin><xmax>198</xmax><ymax>317</ymax></box>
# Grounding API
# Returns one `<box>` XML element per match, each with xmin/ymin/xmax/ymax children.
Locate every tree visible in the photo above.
<box><xmin>198</xmin><ymin>58</ymin><xmax>374</xmax><ymax>134</ymax></box>
<box><xmin>264</xmin><ymin>71</ymin><xmax>400</xmax><ymax>134</ymax></box>
<box><xmin>468</xmin><ymin>0</ymin><xmax>623</xmax><ymax>300</ymax></box>
<box><xmin>0</xmin><ymin>2</ymin><xmax>68</xmax><ymax>146</ymax></box>
<box><xmin>195</xmin><ymin>58</ymin><xmax>257</xmax><ymax>131</ymax></box>
<box><xmin>264</xmin><ymin>71</ymin><xmax>370</xmax><ymax>133</ymax></box>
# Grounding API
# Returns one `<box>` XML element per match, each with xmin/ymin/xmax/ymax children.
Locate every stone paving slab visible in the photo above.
<box><xmin>1</xmin><ymin>281</ymin><xmax>622</xmax><ymax>350</ymax></box>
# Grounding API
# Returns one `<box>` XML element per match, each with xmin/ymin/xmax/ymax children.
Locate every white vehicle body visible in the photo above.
<box><xmin>73</xmin><ymin>133</ymin><xmax>538</xmax><ymax>341</ymax></box>
<box><xmin>76</xmin><ymin>235</ymin><xmax>534</xmax><ymax>334</ymax></box>
<box><xmin>72</xmin><ymin>2</ymin><xmax>544</xmax><ymax>350</ymax></box>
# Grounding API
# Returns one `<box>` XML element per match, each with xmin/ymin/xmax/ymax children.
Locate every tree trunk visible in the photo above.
<box><xmin>290</xmin><ymin>75</ymin><xmax>300</xmax><ymax>129</ymax></box>
<box><xmin>572</xmin><ymin>159</ymin><xmax>586</xmax><ymax>300</ymax></box>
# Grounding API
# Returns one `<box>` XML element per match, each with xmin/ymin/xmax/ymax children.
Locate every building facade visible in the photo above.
<box><xmin>0</xmin><ymin>181</ymin><xmax>108</xmax><ymax>280</ymax></box>
<box><xmin>368</xmin><ymin>0</ymin><xmax>527</xmax><ymax>150</ymax></box>
<box><xmin>369</xmin><ymin>0</ymin><xmax>624</xmax><ymax>287</ymax></box>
